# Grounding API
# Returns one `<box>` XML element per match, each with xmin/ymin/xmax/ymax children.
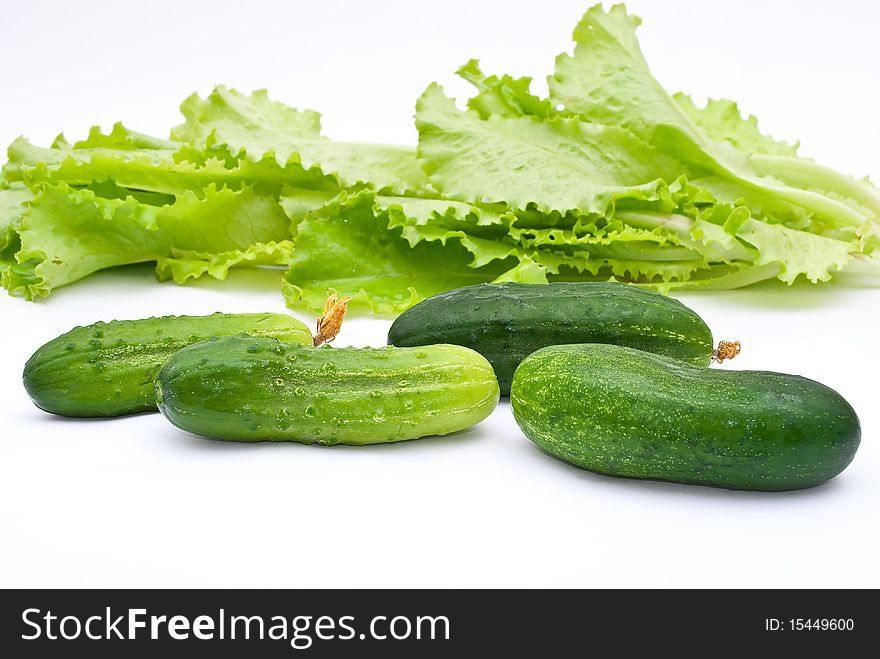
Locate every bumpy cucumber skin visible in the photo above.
<box><xmin>510</xmin><ymin>344</ymin><xmax>861</xmax><ymax>491</ymax></box>
<box><xmin>155</xmin><ymin>337</ymin><xmax>500</xmax><ymax>445</ymax></box>
<box><xmin>387</xmin><ymin>282</ymin><xmax>713</xmax><ymax>395</ymax></box>
<box><xmin>23</xmin><ymin>313</ymin><xmax>312</xmax><ymax>417</ymax></box>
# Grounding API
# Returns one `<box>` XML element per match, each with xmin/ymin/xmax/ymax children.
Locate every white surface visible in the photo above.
<box><xmin>1</xmin><ymin>0</ymin><xmax>878</xmax><ymax>588</ymax></box>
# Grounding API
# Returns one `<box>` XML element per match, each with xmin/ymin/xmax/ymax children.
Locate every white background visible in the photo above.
<box><xmin>1</xmin><ymin>0</ymin><xmax>878</xmax><ymax>588</ymax></box>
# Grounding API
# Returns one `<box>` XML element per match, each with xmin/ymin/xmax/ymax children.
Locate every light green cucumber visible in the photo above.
<box><xmin>155</xmin><ymin>337</ymin><xmax>499</xmax><ymax>444</ymax></box>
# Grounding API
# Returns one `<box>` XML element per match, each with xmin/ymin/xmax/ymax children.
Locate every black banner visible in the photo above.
<box><xmin>0</xmin><ymin>589</ymin><xmax>871</xmax><ymax>656</ymax></box>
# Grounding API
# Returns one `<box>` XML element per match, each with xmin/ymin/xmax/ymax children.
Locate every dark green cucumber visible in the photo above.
<box><xmin>156</xmin><ymin>337</ymin><xmax>499</xmax><ymax>445</ymax></box>
<box><xmin>510</xmin><ymin>344</ymin><xmax>860</xmax><ymax>491</ymax></box>
<box><xmin>23</xmin><ymin>313</ymin><xmax>311</xmax><ymax>417</ymax></box>
<box><xmin>388</xmin><ymin>282</ymin><xmax>714</xmax><ymax>395</ymax></box>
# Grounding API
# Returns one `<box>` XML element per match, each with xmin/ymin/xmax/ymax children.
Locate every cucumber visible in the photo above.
<box><xmin>155</xmin><ymin>337</ymin><xmax>499</xmax><ymax>445</ymax></box>
<box><xmin>23</xmin><ymin>313</ymin><xmax>312</xmax><ymax>417</ymax></box>
<box><xmin>388</xmin><ymin>282</ymin><xmax>714</xmax><ymax>395</ymax></box>
<box><xmin>510</xmin><ymin>344</ymin><xmax>860</xmax><ymax>491</ymax></box>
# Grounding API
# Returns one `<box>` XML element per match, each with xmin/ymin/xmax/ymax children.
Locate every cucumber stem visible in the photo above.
<box><xmin>313</xmin><ymin>293</ymin><xmax>350</xmax><ymax>347</ymax></box>
<box><xmin>711</xmin><ymin>340</ymin><xmax>741</xmax><ymax>364</ymax></box>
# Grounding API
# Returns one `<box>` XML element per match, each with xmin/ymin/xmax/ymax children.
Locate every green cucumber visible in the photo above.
<box><xmin>23</xmin><ymin>313</ymin><xmax>312</xmax><ymax>417</ymax></box>
<box><xmin>388</xmin><ymin>282</ymin><xmax>714</xmax><ymax>395</ymax></box>
<box><xmin>155</xmin><ymin>337</ymin><xmax>499</xmax><ymax>445</ymax></box>
<box><xmin>510</xmin><ymin>344</ymin><xmax>860</xmax><ymax>491</ymax></box>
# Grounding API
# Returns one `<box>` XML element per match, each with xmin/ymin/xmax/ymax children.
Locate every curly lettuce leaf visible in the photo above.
<box><xmin>156</xmin><ymin>240</ymin><xmax>292</xmax><ymax>283</ymax></box>
<box><xmin>456</xmin><ymin>59</ymin><xmax>552</xmax><ymax>119</ymax></box>
<box><xmin>175</xmin><ymin>86</ymin><xmax>431</xmax><ymax>195</ymax></box>
<box><xmin>3</xmin><ymin>9</ymin><xmax>877</xmax><ymax>309</ymax></box>
<box><xmin>673</xmin><ymin>94</ymin><xmax>798</xmax><ymax>158</ymax></box>
<box><xmin>416</xmin><ymin>83</ymin><xmax>680</xmax><ymax>214</ymax></box>
<box><xmin>3</xmin><ymin>122</ymin><xmax>178</xmax><ymax>183</ymax></box>
<box><xmin>7</xmin><ymin>135</ymin><xmax>335</xmax><ymax>199</ymax></box>
<box><xmin>748</xmin><ymin>154</ymin><xmax>880</xmax><ymax>220</ymax></box>
<box><xmin>172</xmin><ymin>86</ymin><xmax>322</xmax><ymax>148</ymax></box>
<box><xmin>282</xmin><ymin>189</ymin><xmax>519</xmax><ymax>314</ymax></box>
<box><xmin>549</xmin><ymin>4</ymin><xmax>875</xmax><ymax>231</ymax></box>
<box><xmin>0</xmin><ymin>185</ymin><xmax>31</xmax><ymax>269</ymax></box>
<box><xmin>4</xmin><ymin>134</ymin><xmax>174</xmax><ymax>185</ymax></box>
<box><xmin>491</xmin><ymin>256</ymin><xmax>549</xmax><ymax>284</ymax></box>
<box><xmin>279</xmin><ymin>187</ymin><xmax>516</xmax><ymax>245</ymax></box>
<box><xmin>3</xmin><ymin>183</ymin><xmax>290</xmax><ymax>298</ymax></box>
<box><xmin>644</xmin><ymin>262</ymin><xmax>782</xmax><ymax>292</ymax></box>
<box><xmin>72</xmin><ymin>122</ymin><xmax>180</xmax><ymax>151</ymax></box>
<box><xmin>527</xmin><ymin>246</ymin><xmax>709</xmax><ymax>283</ymax></box>
<box><xmin>509</xmin><ymin>223</ymin><xmax>702</xmax><ymax>264</ymax></box>
<box><xmin>379</xmin><ymin>196</ymin><xmax>512</xmax><ymax>240</ymax></box>
<box><xmin>519</xmin><ymin>206</ymin><xmax>850</xmax><ymax>285</ymax></box>
<box><xmin>379</xmin><ymin>198</ymin><xmax>519</xmax><ymax>267</ymax></box>
<box><xmin>722</xmin><ymin>211</ymin><xmax>852</xmax><ymax>284</ymax></box>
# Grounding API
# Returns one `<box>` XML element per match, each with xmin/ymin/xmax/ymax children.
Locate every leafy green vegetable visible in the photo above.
<box><xmin>4</xmin><ymin>183</ymin><xmax>290</xmax><ymax>299</ymax></box>
<box><xmin>155</xmin><ymin>240</ymin><xmax>292</xmax><ymax>284</ymax></box>
<box><xmin>282</xmin><ymin>189</ymin><xmax>520</xmax><ymax>314</ymax></box>
<box><xmin>2</xmin><ymin>3</ymin><xmax>877</xmax><ymax>306</ymax></box>
<box><xmin>548</xmin><ymin>4</ymin><xmax>876</xmax><ymax>235</ymax></box>
<box><xmin>456</xmin><ymin>59</ymin><xmax>553</xmax><ymax>120</ymax></box>
<box><xmin>672</xmin><ymin>94</ymin><xmax>798</xmax><ymax>158</ymax></box>
<box><xmin>175</xmin><ymin>86</ymin><xmax>432</xmax><ymax>196</ymax></box>
<box><xmin>725</xmin><ymin>214</ymin><xmax>852</xmax><ymax>285</ymax></box>
<box><xmin>6</xmin><ymin>132</ymin><xmax>335</xmax><ymax>198</ymax></box>
<box><xmin>416</xmin><ymin>83</ymin><xmax>680</xmax><ymax>214</ymax></box>
<box><xmin>172</xmin><ymin>86</ymin><xmax>322</xmax><ymax>148</ymax></box>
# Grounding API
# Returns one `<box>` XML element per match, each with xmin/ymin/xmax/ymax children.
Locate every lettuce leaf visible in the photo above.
<box><xmin>282</xmin><ymin>189</ymin><xmax>519</xmax><ymax>314</ymax></box>
<box><xmin>172</xmin><ymin>86</ymin><xmax>322</xmax><ymax>147</ymax></box>
<box><xmin>0</xmin><ymin>184</ymin><xmax>31</xmax><ymax>265</ymax></box>
<box><xmin>2</xmin><ymin>6</ymin><xmax>877</xmax><ymax>307</ymax></box>
<box><xmin>726</xmin><ymin>214</ymin><xmax>852</xmax><ymax>284</ymax></box>
<box><xmin>491</xmin><ymin>256</ymin><xmax>549</xmax><ymax>284</ymax></box>
<box><xmin>175</xmin><ymin>86</ymin><xmax>432</xmax><ymax>195</ymax></box>
<box><xmin>549</xmin><ymin>4</ymin><xmax>875</xmax><ymax>231</ymax></box>
<box><xmin>3</xmin><ymin>183</ymin><xmax>290</xmax><ymax>298</ymax></box>
<box><xmin>416</xmin><ymin>83</ymin><xmax>680</xmax><ymax>213</ymax></box>
<box><xmin>673</xmin><ymin>94</ymin><xmax>798</xmax><ymax>158</ymax></box>
<box><xmin>456</xmin><ymin>59</ymin><xmax>553</xmax><ymax>120</ymax></box>
<box><xmin>156</xmin><ymin>240</ymin><xmax>292</xmax><ymax>283</ymax></box>
<box><xmin>7</xmin><ymin>134</ymin><xmax>335</xmax><ymax>199</ymax></box>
